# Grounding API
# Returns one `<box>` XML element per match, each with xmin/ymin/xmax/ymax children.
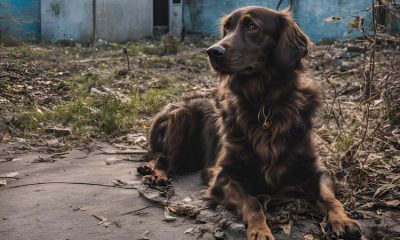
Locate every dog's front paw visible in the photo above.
<box><xmin>325</xmin><ymin>213</ymin><xmax>361</xmax><ymax>240</ymax></box>
<box><xmin>143</xmin><ymin>171</ymin><xmax>171</xmax><ymax>186</ymax></box>
<box><xmin>247</xmin><ymin>223</ymin><xmax>275</xmax><ymax>240</ymax></box>
<box><xmin>137</xmin><ymin>164</ymin><xmax>154</xmax><ymax>176</ymax></box>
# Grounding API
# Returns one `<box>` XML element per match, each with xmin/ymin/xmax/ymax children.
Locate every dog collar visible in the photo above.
<box><xmin>257</xmin><ymin>105</ymin><xmax>272</xmax><ymax>130</ymax></box>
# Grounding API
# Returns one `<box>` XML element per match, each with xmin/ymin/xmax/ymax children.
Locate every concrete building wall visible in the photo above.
<box><xmin>41</xmin><ymin>0</ymin><xmax>94</xmax><ymax>44</ymax></box>
<box><xmin>169</xmin><ymin>0</ymin><xmax>183</xmax><ymax>37</ymax></box>
<box><xmin>0</xmin><ymin>0</ymin><xmax>41</xmax><ymax>41</ymax></box>
<box><xmin>183</xmin><ymin>0</ymin><xmax>373</xmax><ymax>43</ymax></box>
<box><xmin>95</xmin><ymin>0</ymin><xmax>153</xmax><ymax>43</ymax></box>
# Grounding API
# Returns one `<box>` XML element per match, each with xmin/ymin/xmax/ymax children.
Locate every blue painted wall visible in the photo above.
<box><xmin>296</xmin><ymin>0</ymin><xmax>372</xmax><ymax>42</ymax></box>
<box><xmin>183</xmin><ymin>0</ymin><xmax>373</xmax><ymax>43</ymax></box>
<box><xmin>0</xmin><ymin>0</ymin><xmax>41</xmax><ymax>41</ymax></box>
<box><xmin>183</xmin><ymin>0</ymin><xmax>289</xmax><ymax>35</ymax></box>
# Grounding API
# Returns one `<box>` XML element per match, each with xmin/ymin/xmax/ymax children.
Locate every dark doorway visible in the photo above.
<box><xmin>154</xmin><ymin>0</ymin><xmax>169</xmax><ymax>36</ymax></box>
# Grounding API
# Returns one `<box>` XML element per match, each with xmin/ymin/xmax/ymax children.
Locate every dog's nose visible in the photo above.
<box><xmin>207</xmin><ymin>45</ymin><xmax>225</xmax><ymax>58</ymax></box>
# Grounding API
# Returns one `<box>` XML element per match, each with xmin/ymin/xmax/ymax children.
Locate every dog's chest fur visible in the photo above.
<box><xmin>214</xmin><ymin>75</ymin><xmax>320</xmax><ymax>189</ymax></box>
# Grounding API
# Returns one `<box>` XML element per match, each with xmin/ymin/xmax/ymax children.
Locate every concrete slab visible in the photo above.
<box><xmin>0</xmin><ymin>142</ymin><xmax>394</xmax><ymax>240</ymax></box>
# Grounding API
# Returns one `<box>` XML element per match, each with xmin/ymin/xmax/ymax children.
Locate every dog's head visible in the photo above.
<box><xmin>207</xmin><ymin>6</ymin><xmax>312</xmax><ymax>75</ymax></box>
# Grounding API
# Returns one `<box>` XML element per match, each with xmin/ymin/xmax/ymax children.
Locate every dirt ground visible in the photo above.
<box><xmin>0</xmin><ymin>35</ymin><xmax>399</xmax><ymax>240</ymax></box>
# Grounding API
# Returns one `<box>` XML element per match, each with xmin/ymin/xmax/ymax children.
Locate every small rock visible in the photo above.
<box><xmin>183</xmin><ymin>197</ymin><xmax>192</xmax><ymax>203</ymax></box>
<box><xmin>164</xmin><ymin>208</ymin><xmax>178</xmax><ymax>222</ymax></box>
<box><xmin>184</xmin><ymin>227</ymin><xmax>195</xmax><ymax>234</ymax></box>
<box><xmin>15</xmin><ymin>138</ymin><xmax>27</xmax><ymax>143</ymax></box>
<box><xmin>105</xmin><ymin>157</ymin><xmax>123</xmax><ymax>165</ymax></box>
<box><xmin>46</xmin><ymin>139</ymin><xmax>60</xmax><ymax>146</ymax></box>
<box><xmin>0</xmin><ymin>180</ymin><xmax>6</xmax><ymax>186</ymax></box>
<box><xmin>126</xmin><ymin>133</ymin><xmax>139</xmax><ymax>142</ymax></box>
<box><xmin>339</xmin><ymin>61</ymin><xmax>353</xmax><ymax>71</ymax></box>
<box><xmin>134</xmin><ymin>136</ymin><xmax>147</xmax><ymax>147</ymax></box>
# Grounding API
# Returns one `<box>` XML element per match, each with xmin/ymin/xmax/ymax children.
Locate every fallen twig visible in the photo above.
<box><xmin>120</xmin><ymin>204</ymin><xmax>164</xmax><ymax>216</ymax></box>
<box><xmin>99</xmin><ymin>149</ymin><xmax>147</xmax><ymax>155</ymax></box>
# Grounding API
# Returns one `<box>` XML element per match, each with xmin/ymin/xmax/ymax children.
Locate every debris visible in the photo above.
<box><xmin>100</xmin><ymin>149</ymin><xmax>147</xmax><ymax>155</ymax></box>
<box><xmin>138</xmin><ymin>231</ymin><xmax>151</xmax><ymax>240</ymax></box>
<box><xmin>214</xmin><ymin>228</ymin><xmax>225</xmax><ymax>240</ymax></box>
<box><xmin>32</xmin><ymin>156</ymin><xmax>56</xmax><ymax>163</ymax></box>
<box><xmin>323</xmin><ymin>16</ymin><xmax>344</xmax><ymax>22</ymax></box>
<box><xmin>92</xmin><ymin>214</ymin><xmax>110</xmax><ymax>227</ymax></box>
<box><xmin>46</xmin><ymin>139</ymin><xmax>60</xmax><ymax>147</ymax></box>
<box><xmin>2</xmin><ymin>131</ymin><xmax>11</xmax><ymax>141</ymax></box>
<box><xmin>90</xmin><ymin>87</ymin><xmax>107</xmax><ymax>96</ymax></box>
<box><xmin>134</xmin><ymin>136</ymin><xmax>147</xmax><ymax>147</ymax></box>
<box><xmin>166</xmin><ymin>203</ymin><xmax>200</xmax><ymax>218</ymax></box>
<box><xmin>281</xmin><ymin>222</ymin><xmax>292</xmax><ymax>236</ymax></box>
<box><xmin>122</xmin><ymin>155</ymin><xmax>144</xmax><ymax>162</ymax></box>
<box><xmin>304</xmin><ymin>233</ymin><xmax>316</xmax><ymax>240</ymax></box>
<box><xmin>0</xmin><ymin>180</ymin><xmax>6</xmax><ymax>186</ymax></box>
<box><xmin>227</xmin><ymin>223</ymin><xmax>246</xmax><ymax>234</ymax></box>
<box><xmin>136</xmin><ymin>185</ymin><xmax>172</xmax><ymax>204</ymax></box>
<box><xmin>383</xmin><ymin>200</ymin><xmax>400</xmax><ymax>208</ymax></box>
<box><xmin>0</xmin><ymin>157</ymin><xmax>14</xmax><ymax>163</ymax></box>
<box><xmin>164</xmin><ymin>207</ymin><xmax>178</xmax><ymax>222</ymax></box>
<box><xmin>111</xmin><ymin>179</ymin><xmax>140</xmax><ymax>187</ymax></box>
<box><xmin>50</xmin><ymin>152</ymin><xmax>68</xmax><ymax>158</ymax></box>
<box><xmin>44</xmin><ymin>127</ymin><xmax>72</xmax><ymax>137</ymax></box>
<box><xmin>184</xmin><ymin>227</ymin><xmax>195</xmax><ymax>234</ymax></box>
<box><xmin>0</xmin><ymin>172</ymin><xmax>19</xmax><ymax>179</ymax></box>
<box><xmin>105</xmin><ymin>157</ymin><xmax>123</xmax><ymax>165</ymax></box>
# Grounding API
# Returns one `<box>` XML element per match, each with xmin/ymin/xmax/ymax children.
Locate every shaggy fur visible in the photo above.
<box><xmin>137</xmin><ymin>6</ymin><xmax>362</xmax><ymax>240</ymax></box>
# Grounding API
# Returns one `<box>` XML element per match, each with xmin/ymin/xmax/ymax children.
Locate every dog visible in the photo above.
<box><xmin>137</xmin><ymin>6</ymin><xmax>362</xmax><ymax>240</ymax></box>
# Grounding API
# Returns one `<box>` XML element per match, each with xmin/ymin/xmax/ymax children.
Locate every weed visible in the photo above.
<box><xmin>337</xmin><ymin>124</ymin><xmax>357</xmax><ymax>151</ymax></box>
<box><xmin>10</xmin><ymin>107</ymin><xmax>46</xmax><ymax>132</ymax></box>
<box><xmin>67</xmin><ymin>73</ymin><xmax>107</xmax><ymax>95</ymax></box>
<box><xmin>141</xmin><ymin>56</ymin><xmax>175</xmax><ymax>68</ymax></box>
<box><xmin>160</xmin><ymin>35</ymin><xmax>180</xmax><ymax>55</ymax></box>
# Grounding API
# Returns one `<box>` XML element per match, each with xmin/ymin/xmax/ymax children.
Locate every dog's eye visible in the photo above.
<box><xmin>248</xmin><ymin>23</ymin><xmax>259</xmax><ymax>32</ymax></box>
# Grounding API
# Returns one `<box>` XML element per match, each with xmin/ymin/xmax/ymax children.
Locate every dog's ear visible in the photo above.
<box><xmin>220</xmin><ymin>15</ymin><xmax>230</xmax><ymax>38</ymax></box>
<box><xmin>274</xmin><ymin>10</ymin><xmax>312</xmax><ymax>68</ymax></box>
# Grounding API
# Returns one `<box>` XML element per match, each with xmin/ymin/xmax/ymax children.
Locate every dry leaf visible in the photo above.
<box><xmin>2</xmin><ymin>131</ymin><xmax>11</xmax><ymax>141</ymax></box>
<box><xmin>281</xmin><ymin>222</ymin><xmax>292</xmax><ymax>236</ymax></box>
<box><xmin>304</xmin><ymin>233</ymin><xmax>315</xmax><ymax>240</ymax></box>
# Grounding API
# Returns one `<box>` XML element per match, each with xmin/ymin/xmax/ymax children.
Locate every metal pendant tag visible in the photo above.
<box><xmin>263</xmin><ymin>121</ymin><xmax>271</xmax><ymax>129</ymax></box>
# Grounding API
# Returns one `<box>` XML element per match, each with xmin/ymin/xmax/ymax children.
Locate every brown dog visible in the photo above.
<box><xmin>138</xmin><ymin>6</ymin><xmax>362</xmax><ymax>240</ymax></box>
